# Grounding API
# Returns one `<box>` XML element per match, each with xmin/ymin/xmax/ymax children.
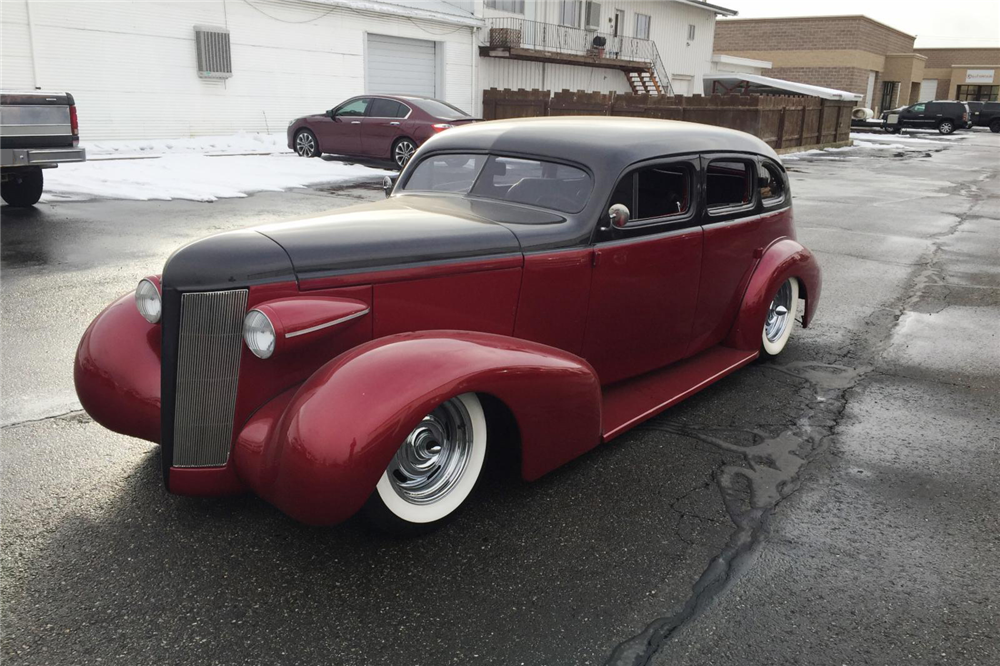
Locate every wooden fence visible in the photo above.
<box><xmin>482</xmin><ymin>88</ymin><xmax>854</xmax><ymax>152</ymax></box>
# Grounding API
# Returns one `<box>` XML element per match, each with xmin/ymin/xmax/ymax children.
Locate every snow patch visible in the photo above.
<box><xmin>41</xmin><ymin>153</ymin><xmax>391</xmax><ymax>203</ymax></box>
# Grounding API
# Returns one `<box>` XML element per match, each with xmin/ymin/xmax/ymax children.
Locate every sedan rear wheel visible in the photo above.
<box><xmin>392</xmin><ymin>138</ymin><xmax>417</xmax><ymax>169</ymax></box>
<box><xmin>761</xmin><ymin>277</ymin><xmax>799</xmax><ymax>357</ymax></box>
<box><xmin>294</xmin><ymin>130</ymin><xmax>320</xmax><ymax>157</ymax></box>
<box><xmin>365</xmin><ymin>392</ymin><xmax>487</xmax><ymax>534</ymax></box>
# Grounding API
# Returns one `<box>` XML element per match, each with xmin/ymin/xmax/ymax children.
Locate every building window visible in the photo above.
<box><xmin>486</xmin><ymin>0</ymin><xmax>525</xmax><ymax>13</ymax></box>
<box><xmin>956</xmin><ymin>84</ymin><xmax>999</xmax><ymax>102</ymax></box>
<box><xmin>687</xmin><ymin>24</ymin><xmax>696</xmax><ymax>41</ymax></box>
<box><xmin>635</xmin><ymin>14</ymin><xmax>651</xmax><ymax>40</ymax></box>
<box><xmin>560</xmin><ymin>0</ymin><xmax>582</xmax><ymax>27</ymax></box>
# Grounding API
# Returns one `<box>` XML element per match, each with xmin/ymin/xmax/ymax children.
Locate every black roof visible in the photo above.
<box><xmin>421</xmin><ymin>116</ymin><xmax>779</xmax><ymax>167</ymax></box>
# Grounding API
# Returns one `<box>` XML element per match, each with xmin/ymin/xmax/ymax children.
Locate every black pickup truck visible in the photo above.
<box><xmin>1</xmin><ymin>91</ymin><xmax>87</xmax><ymax>207</ymax></box>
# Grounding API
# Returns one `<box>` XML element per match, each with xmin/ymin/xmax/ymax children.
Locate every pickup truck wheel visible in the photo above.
<box><xmin>760</xmin><ymin>277</ymin><xmax>799</xmax><ymax>358</ymax></box>
<box><xmin>294</xmin><ymin>130</ymin><xmax>320</xmax><ymax>157</ymax></box>
<box><xmin>1</xmin><ymin>167</ymin><xmax>44</xmax><ymax>207</ymax></box>
<box><xmin>938</xmin><ymin>120</ymin><xmax>955</xmax><ymax>135</ymax></box>
<box><xmin>365</xmin><ymin>392</ymin><xmax>487</xmax><ymax>534</ymax></box>
<box><xmin>990</xmin><ymin>120</ymin><xmax>1000</xmax><ymax>133</ymax></box>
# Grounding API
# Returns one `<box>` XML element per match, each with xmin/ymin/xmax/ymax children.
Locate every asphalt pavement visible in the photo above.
<box><xmin>2</xmin><ymin>130</ymin><xmax>998</xmax><ymax>665</ymax></box>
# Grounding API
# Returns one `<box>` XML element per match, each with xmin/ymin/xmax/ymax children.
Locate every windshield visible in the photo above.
<box><xmin>408</xmin><ymin>98</ymin><xmax>471</xmax><ymax>120</ymax></box>
<box><xmin>402</xmin><ymin>154</ymin><xmax>592</xmax><ymax>213</ymax></box>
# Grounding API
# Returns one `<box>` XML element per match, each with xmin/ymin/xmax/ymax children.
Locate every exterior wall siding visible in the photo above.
<box><xmin>5</xmin><ymin>0</ymin><xmax>477</xmax><ymax>140</ymax></box>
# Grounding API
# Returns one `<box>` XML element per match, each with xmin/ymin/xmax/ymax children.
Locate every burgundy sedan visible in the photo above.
<box><xmin>287</xmin><ymin>95</ymin><xmax>476</xmax><ymax>168</ymax></box>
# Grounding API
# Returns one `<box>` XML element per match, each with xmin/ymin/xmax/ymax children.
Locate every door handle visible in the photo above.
<box><xmin>389</xmin><ymin>122</ymin><xmax>400</xmax><ymax>126</ymax></box>
<box><xmin>351</xmin><ymin>120</ymin><xmax>361</xmax><ymax>124</ymax></box>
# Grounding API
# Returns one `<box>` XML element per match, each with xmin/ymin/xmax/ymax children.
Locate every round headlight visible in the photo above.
<box><xmin>135</xmin><ymin>278</ymin><xmax>161</xmax><ymax>324</ymax></box>
<box><xmin>243</xmin><ymin>309</ymin><xmax>276</xmax><ymax>359</ymax></box>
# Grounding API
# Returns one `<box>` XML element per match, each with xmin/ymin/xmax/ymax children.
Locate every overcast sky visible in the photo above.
<box><xmin>718</xmin><ymin>0</ymin><xmax>1000</xmax><ymax>48</ymax></box>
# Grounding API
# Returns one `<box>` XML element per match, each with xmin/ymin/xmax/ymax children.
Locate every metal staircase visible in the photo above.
<box><xmin>626</xmin><ymin>42</ymin><xmax>673</xmax><ymax>96</ymax></box>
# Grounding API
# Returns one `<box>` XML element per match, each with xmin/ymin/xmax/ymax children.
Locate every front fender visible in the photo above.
<box><xmin>234</xmin><ymin>331</ymin><xmax>602</xmax><ymax>526</ymax></box>
<box><xmin>74</xmin><ymin>293</ymin><xmax>161</xmax><ymax>443</ymax></box>
<box><xmin>724</xmin><ymin>238</ymin><xmax>822</xmax><ymax>352</ymax></box>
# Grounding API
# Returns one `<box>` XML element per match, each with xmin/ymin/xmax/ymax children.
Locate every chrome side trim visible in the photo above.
<box><xmin>172</xmin><ymin>289</ymin><xmax>248</xmax><ymax>468</ymax></box>
<box><xmin>285</xmin><ymin>308</ymin><xmax>370</xmax><ymax>338</ymax></box>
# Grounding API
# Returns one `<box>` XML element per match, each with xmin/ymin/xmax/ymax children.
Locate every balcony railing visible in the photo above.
<box><xmin>481</xmin><ymin>17</ymin><xmax>672</xmax><ymax>94</ymax></box>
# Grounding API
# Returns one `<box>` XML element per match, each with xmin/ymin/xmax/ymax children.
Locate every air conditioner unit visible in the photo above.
<box><xmin>585</xmin><ymin>1</ymin><xmax>601</xmax><ymax>31</ymax></box>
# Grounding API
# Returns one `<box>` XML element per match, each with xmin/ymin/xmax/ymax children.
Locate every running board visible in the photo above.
<box><xmin>601</xmin><ymin>346</ymin><xmax>759</xmax><ymax>441</ymax></box>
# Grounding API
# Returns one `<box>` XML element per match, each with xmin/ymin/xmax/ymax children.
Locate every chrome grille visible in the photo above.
<box><xmin>172</xmin><ymin>289</ymin><xmax>248</xmax><ymax>467</ymax></box>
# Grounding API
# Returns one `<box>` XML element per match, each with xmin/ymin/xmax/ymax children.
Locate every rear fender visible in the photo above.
<box><xmin>235</xmin><ymin>331</ymin><xmax>602</xmax><ymax>526</ymax></box>
<box><xmin>724</xmin><ymin>239</ymin><xmax>822</xmax><ymax>352</ymax></box>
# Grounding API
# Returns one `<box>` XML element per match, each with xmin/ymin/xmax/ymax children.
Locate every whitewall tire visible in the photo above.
<box><xmin>366</xmin><ymin>392</ymin><xmax>487</xmax><ymax>533</ymax></box>
<box><xmin>761</xmin><ymin>277</ymin><xmax>799</xmax><ymax>357</ymax></box>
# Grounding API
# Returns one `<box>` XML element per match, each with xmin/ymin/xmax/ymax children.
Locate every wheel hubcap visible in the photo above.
<box><xmin>395</xmin><ymin>141</ymin><xmax>415</xmax><ymax>167</ymax></box>
<box><xmin>387</xmin><ymin>397</ymin><xmax>473</xmax><ymax>505</ymax></box>
<box><xmin>765</xmin><ymin>280</ymin><xmax>793</xmax><ymax>343</ymax></box>
<box><xmin>296</xmin><ymin>133</ymin><xmax>315</xmax><ymax>156</ymax></box>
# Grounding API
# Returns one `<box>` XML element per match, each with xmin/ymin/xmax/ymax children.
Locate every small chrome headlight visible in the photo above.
<box><xmin>243</xmin><ymin>309</ymin><xmax>276</xmax><ymax>359</ymax></box>
<box><xmin>135</xmin><ymin>278</ymin><xmax>161</xmax><ymax>324</ymax></box>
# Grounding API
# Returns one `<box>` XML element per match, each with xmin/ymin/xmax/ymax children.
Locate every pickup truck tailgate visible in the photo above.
<box><xmin>1</xmin><ymin>92</ymin><xmax>77</xmax><ymax>150</ymax></box>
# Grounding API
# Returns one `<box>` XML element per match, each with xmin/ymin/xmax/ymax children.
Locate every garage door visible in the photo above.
<box><xmin>367</xmin><ymin>34</ymin><xmax>437</xmax><ymax>98</ymax></box>
<box><xmin>919</xmin><ymin>79</ymin><xmax>938</xmax><ymax>102</ymax></box>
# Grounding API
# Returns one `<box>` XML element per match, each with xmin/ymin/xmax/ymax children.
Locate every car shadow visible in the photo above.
<box><xmin>1</xmin><ymin>379</ymin><xmax>757</xmax><ymax>665</ymax></box>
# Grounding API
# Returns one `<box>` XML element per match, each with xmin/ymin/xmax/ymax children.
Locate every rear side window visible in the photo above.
<box><xmin>610</xmin><ymin>163</ymin><xmax>692</xmax><ymax>223</ymax></box>
<box><xmin>706</xmin><ymin>160</ymin><xmax>752</xmax><ymax>211</ymax></box>
<box><xmin>757</xmin><ymin>161</ymin><xmax>785</xmax><ymax>205</ymax></box>
<box><xmin>369</xmin><ymin>98</ymin><xmax>404</xmax><ymax>118</ymax></box>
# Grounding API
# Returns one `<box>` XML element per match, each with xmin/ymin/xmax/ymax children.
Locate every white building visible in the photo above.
<box><xmin>479</xmin><ymin>0</ymin><xmax>736</xmax><ymax>96</ymax></box>
<box><xmin>0</xmin><ymin>0</ymin><xmax>734</xmax><ymax>141</ymax></box>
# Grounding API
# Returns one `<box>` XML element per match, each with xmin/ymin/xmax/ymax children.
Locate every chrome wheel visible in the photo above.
<box><xmin>393</xmin><ymin>139</ymin><xmax>416</xmax><ymax>168</ymax></box>
<box><xmin>938</xmin><ymin>121</ymin><xmax>954</xmax><ymax>135</ymax></box>
<box><xmin>295</xmin><ymin>131</ymin><xmax>316</xmax><ymax>157</ymax></box>
<box><xmin>386</xmin><ymin>396</ymin><xmax>474</xmax><ymax>505</ymax></box>
<box><xmin>764</xmin><ymin>280</ymin><xmax>793</xmax><ymax>344</ymax></box>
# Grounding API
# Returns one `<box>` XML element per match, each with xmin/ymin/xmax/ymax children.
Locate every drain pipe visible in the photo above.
<box><xmin>25</xmin><ymin>0</ymin><xmax>40</xmax><ymax>89</ymax></box>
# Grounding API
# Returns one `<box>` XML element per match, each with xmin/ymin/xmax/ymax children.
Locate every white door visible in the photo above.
<box><xmin>919</xmin><ymin>79</ymin><xmax>938</xmax><ymax>102</ymax></box>
<box><xmin>865</xmin><ymin>71</ymin><xmax>876</xmax><ymax>109</ymax></box>
<box><xmin>671</xmin><ymin>75</ymin><xmax>693</xmax><ymax>95</ymax></box>
<box><xmin>367</xmin><ymin>34</ymin><xmax>437</xmax><ymax>98</ymax></box>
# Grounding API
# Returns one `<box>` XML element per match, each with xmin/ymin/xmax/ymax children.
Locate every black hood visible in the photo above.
<box><xmin>254</xmin><ymin>196</ymin><xmax>539</xmax><ymax>283</ymax></box>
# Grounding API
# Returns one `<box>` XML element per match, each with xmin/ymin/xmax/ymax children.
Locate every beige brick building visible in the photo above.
<box><xmin>714</xmin><ymin>15</ymin><xmax>1000</xmax><ymax>114</ymax></box>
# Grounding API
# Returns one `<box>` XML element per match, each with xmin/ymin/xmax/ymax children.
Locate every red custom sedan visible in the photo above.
<box><xmin>287</xmin><ymin>95</ymin><xmax>476</xmax><ymax>168</ymax></box>
<box><xmin>76</xmin><ymin>117</ymin><xmax>821</xmax><ymax>534</ymax></box>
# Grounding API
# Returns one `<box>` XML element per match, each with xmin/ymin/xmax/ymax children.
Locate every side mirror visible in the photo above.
<box><xmin>383</xmin><ymin>175</ymin><xmax>395</xmax><ymax>198</ymax></box>
<box><xmin>608</xmin><ymin>203</ymin><xmax>630</xmax><ymax>229</ymax></box>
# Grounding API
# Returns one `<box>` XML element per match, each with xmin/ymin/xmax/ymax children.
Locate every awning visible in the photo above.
<box><xmin>702</xmin><ymin>73</ymin><xmax>863</xmax><ymax>101</ymax></box>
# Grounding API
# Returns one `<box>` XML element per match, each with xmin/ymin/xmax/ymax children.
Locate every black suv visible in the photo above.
<box><xmin>883</xmin><ymin>100</ymin><xmax>969</xmax><ymax>134</ymax></box>
<box><xmin>974</xmin><ymin>101</ymin><xmax>1000</xmax><ymax>132</ymax></box>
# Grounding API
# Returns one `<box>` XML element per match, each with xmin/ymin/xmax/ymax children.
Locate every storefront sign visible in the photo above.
<box><xmin>965</xmin><ymin>70</ymin><xmax>995</xmax><ymax>84</ymax></box>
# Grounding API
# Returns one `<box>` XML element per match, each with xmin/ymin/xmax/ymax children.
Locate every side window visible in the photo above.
<box><xmin>706</xmin><ymin>159</ymin><xmax>752</xmax><ymax>212</ymax></box>
<box><xmin>393</xmin><ymin>103</ymin><xmax>411</xmax><ymax>119</ymax></box>
<box><xmin>757</xmin><ymin>161</ymin><xmax>785</xmax><ymax>206</ymax></box>
<box><xmin>911</xmin><ymin>103</ymin><xmax>926</xmax><ymax>113</ymax></box>
<box><xmin>636</xmin><ymin>166</ymin><xmax>690</xmax><ymax>219</ymax></box>
<box><xmin>608</xmin><ymin>162</ymin><xmax>693</xmax><ymax>224</ymax></box>
<box><xmin>335</xmin><ymin>99</ymin><xmax>370</xmax><ymax>117</ymax></box>
<box><xmin>369</xmin><ymin>98</ymin><xmax>402</xmax><ymax>118</ymax></box>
